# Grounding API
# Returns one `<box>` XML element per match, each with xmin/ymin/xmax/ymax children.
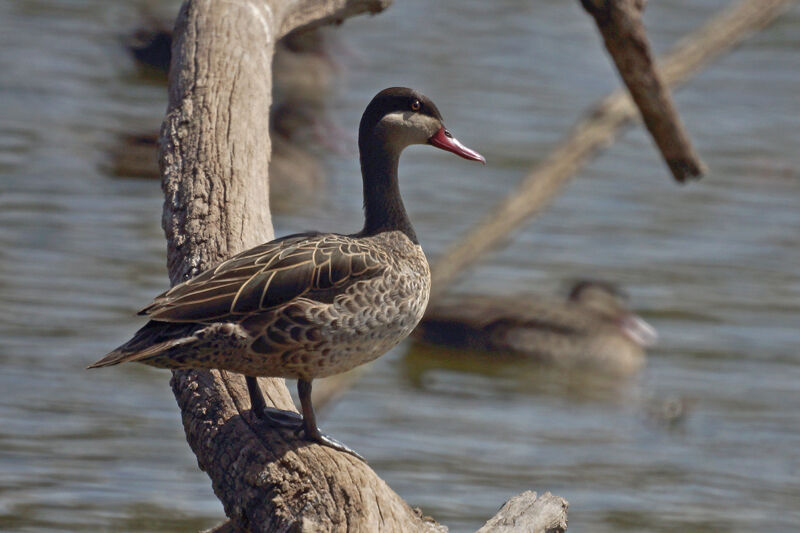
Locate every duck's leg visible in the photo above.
<box><xmin>249</xmin><ymin>376</ymin><xmax>364</xmax><ymax>460</ymax></box>
<box><xmin>297</xmin><ymin>379</ymin><xmax>365</xmax><ymax>461</ymax></box>
<box><xmin>247</xmin><ymin>376</ymin><xmax>267</xmax><ymax>414</ymax></box>
<box><xmin>247</xmin><ymin>376</ymin><xmax>302</xmax><ymax>425</ymax></box>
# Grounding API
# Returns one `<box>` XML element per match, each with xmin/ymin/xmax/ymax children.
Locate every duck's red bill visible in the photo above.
<box><xmin>428</xmin><ymin>127</ymin><xmax>485</xmax><ymax>164</ymax></box>
<box><xmin>619</xmin><ymin>314</ymin><xmax>659</xmax><ymax>347</ymax></box>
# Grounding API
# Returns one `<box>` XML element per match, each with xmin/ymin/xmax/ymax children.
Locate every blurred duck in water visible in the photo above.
<box><xmin>414</xmin><ymin>280</ymin><xmax>658</xmax><ymax>376</ymax></box>
<box><xmin>111</xmin><ymin>24</ymin><xmax>340</xmax><ymax>211</ymax></box>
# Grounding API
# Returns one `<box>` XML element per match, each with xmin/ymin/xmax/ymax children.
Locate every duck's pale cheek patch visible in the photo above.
<box><xmin>379</xmin><ymin>111</ymin><xmax>411</xmax><ymax>129</ymax></box>
<box><xmin>378</xmin><ymin>112</ymin><xmax>440</xmax><ymax>147</ymax></box>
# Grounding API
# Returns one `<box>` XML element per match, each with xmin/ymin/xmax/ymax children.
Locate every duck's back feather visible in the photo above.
<box><xmin>140</xmin><ymin>233</ymin><xmax>387</xmax><ymax>323</ymax></box>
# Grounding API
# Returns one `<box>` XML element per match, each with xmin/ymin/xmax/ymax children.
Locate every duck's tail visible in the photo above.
<box><xmin>86</xmin><ymin>341</ymin><xmax>176</xmax><ymax>369</ymax></box>
<box><xmin>87</xmin><ymin>321</ymin><xmax>200</xmax><ymax>369</ymax></box>
<box><xmin>87</xmin><ymin>348</ymin><xmax>133</xmax><ymax>368</ymax></box>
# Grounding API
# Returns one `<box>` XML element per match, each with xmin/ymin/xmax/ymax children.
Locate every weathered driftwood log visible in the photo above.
<box><xmin>158</xmin><ymin>0</ymin><xmax>565</xmax><ymax>530</ymax></box>
<box><xmin>476</xmin><ymin>492</ymin><xmax>568</xmax><ymax>533</ymax></box>
<box><xmin>580</xmin><ymin>0</ymin><xmax>705</xmax><ymax>183</ymax></box>
<box><xmin>429</xmin><ymin>0</ymin><xmax>797</xmax><ymax>299</ymax></box>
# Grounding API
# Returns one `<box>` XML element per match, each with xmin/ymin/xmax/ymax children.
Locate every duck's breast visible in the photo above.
<box><xmin>314</xmin><ymin>233</ymin><xmax>430</xmax><ymax>376</ymax></box>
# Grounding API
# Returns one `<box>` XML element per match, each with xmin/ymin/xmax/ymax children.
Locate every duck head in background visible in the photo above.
<box><xmin>568</xmin><ymin>280</ymin><xmax>658</xmax><ymax>348</ymax></box>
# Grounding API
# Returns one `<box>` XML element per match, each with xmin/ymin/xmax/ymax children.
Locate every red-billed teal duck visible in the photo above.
<box><xmin>90</xmin><ymin>87</ymin><xmax>485</xmax><ymax>457</ymax></box>
<box><xmin>415</xmin><ymin>281</ymin><xmax>657</xmax><ymax>376</ymax></box>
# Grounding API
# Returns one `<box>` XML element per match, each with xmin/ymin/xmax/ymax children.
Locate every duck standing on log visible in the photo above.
<box><xmin>89</xmin><ymin>87</ymin><xmax>485</xmax><ymax>457</ymax></box>
<box><xmin>415</xmin><ymin>281</ymin><xmax>658</xmax><ymax>377</ymax></box>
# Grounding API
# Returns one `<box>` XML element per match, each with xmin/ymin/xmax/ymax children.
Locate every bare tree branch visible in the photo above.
<box><xmin>430</xmin><ymin>0</ymin><xmax>796</xmax><ymax>299</ymax></box>
<box><xmin>580</xmin><ymin>0</ymin><xmax>705</xmax><ymax>182</ymax></box>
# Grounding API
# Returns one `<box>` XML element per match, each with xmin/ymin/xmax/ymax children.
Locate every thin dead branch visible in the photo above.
<box><xmin>430</xmin><ymin>0</ymin><xmax>796</xmax><ymax>299</ymax></box>
<box><xmin>581</xmin><ymin>0</ymin><xmax>705</xmax><ymax>182</ymax></box>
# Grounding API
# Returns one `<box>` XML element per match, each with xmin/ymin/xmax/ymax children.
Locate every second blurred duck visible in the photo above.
<box><xmin>111</xmin><ymin>23</ymin><xmax>340</xmax><ymax>212</ymax></box>
<box><xmin>414</xmin><ymin>281</ymin><xmax>657</xmax><ymax>376</ymax></box>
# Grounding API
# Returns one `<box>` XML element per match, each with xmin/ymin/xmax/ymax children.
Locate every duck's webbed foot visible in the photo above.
<box><xmin>299</xmin><ymin>423</ymin><xmax>366</xmax><ymax>462</ymax></box>
<box><xmin>261</xmin><ymin>406</ymin><xmax>365</xmax><ymax>461</ymax></box>
<box><xmin>247</xmin><ymin>377</ymin><xmax>304</xmax><ymax>426</ymax></box>
<box><xmin>246</xmin><ymin>376</ymin><xmax>366</xmax><ymax>462</ymax></box>
<box><xmin>259</xmin><ymin>406</ymin><xmax>304</xmax><ymax>427</ymax></box>
<box><xmin>297</xmin><ymin>378</ymin><xmax>366</xmax><ymax>462</ymax></box>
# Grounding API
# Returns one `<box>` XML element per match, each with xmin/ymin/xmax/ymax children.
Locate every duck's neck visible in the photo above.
<box><xmin>358</xmin><ymin>136</ymin><xmax>418</xmax><ymax>243</ymax></box>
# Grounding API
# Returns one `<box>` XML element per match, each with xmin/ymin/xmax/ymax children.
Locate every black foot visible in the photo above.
<box><xmin>256</xmin><ymin>408</ymin><xmax>365</xmax><ymax>461</ymax></box>
<box><xmin>249</xmin><ymin>377</ymin><xmax>366</xmax><ymax>462</ymax></box>
<box><xmin>301</xmin><ymin>428</ymin><xmax>367</xmax><ymax>462</ymax></box>
<box><xmin>258</xmin><ymin>406</ymin><xmax>304</xmax><ymax>427</ymax></box>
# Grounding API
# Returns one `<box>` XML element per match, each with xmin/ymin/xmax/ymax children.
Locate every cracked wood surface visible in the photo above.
<box><xmin>476</xmin><ymin>492</ymin><xmax>568</xmax><ymax>533</ymax></box>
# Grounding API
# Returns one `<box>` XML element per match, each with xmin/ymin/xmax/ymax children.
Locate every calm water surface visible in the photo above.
<box><xmin>1</xmin><ymin>0</ymin><xmax>799</xmax><ymax>531</ymax></box>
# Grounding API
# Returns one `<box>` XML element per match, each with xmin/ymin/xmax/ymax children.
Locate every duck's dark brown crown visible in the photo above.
<box><xmin>359</xmin><ymin>87</ymin><xmax>443</xmax><ymax>138</ymax></box>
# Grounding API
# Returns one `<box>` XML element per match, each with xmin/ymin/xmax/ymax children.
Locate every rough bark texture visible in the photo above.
<box><xmin>157</xmin><ymin>0</ymin><xmax>565</xmax><ymax>531</ymax></box>
<box><xmin>476</xmin><ymin>492</ymin><xmax>568</xmax><ymax>533</ymax></box>
<box><xmin>580</xmin><ymin>0</ymin><xmax>705</xmax><ymax>182</ymax></box>
<box><xmin>429</xmin><ymin>0</ymin><xmax>796</xmax><ymax>299</ymax></box>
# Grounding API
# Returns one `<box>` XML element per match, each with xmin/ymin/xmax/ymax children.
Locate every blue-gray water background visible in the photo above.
<box><xmin>1</xmin><ymin>0</ymin><xmax>799</xmax><ymax>531</ymax></box>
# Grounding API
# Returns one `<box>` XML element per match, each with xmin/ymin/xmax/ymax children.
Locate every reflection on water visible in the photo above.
<box><xmin>1</xmin><ymin>0</ymin><xmax>799</xmax><ymax>531</ymax></box>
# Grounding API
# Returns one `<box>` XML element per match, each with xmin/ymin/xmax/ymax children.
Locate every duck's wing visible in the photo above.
<box><xmin>139</xmin><ymin>233</ymin><xmax>387</xmax><ymax>322</ymax></box>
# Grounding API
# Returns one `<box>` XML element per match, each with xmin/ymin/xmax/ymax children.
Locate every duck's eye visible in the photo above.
<box><xmin>410</xmin><ymin>100</ymin><xmax>421</xmax><ymax>112</ymax></box>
